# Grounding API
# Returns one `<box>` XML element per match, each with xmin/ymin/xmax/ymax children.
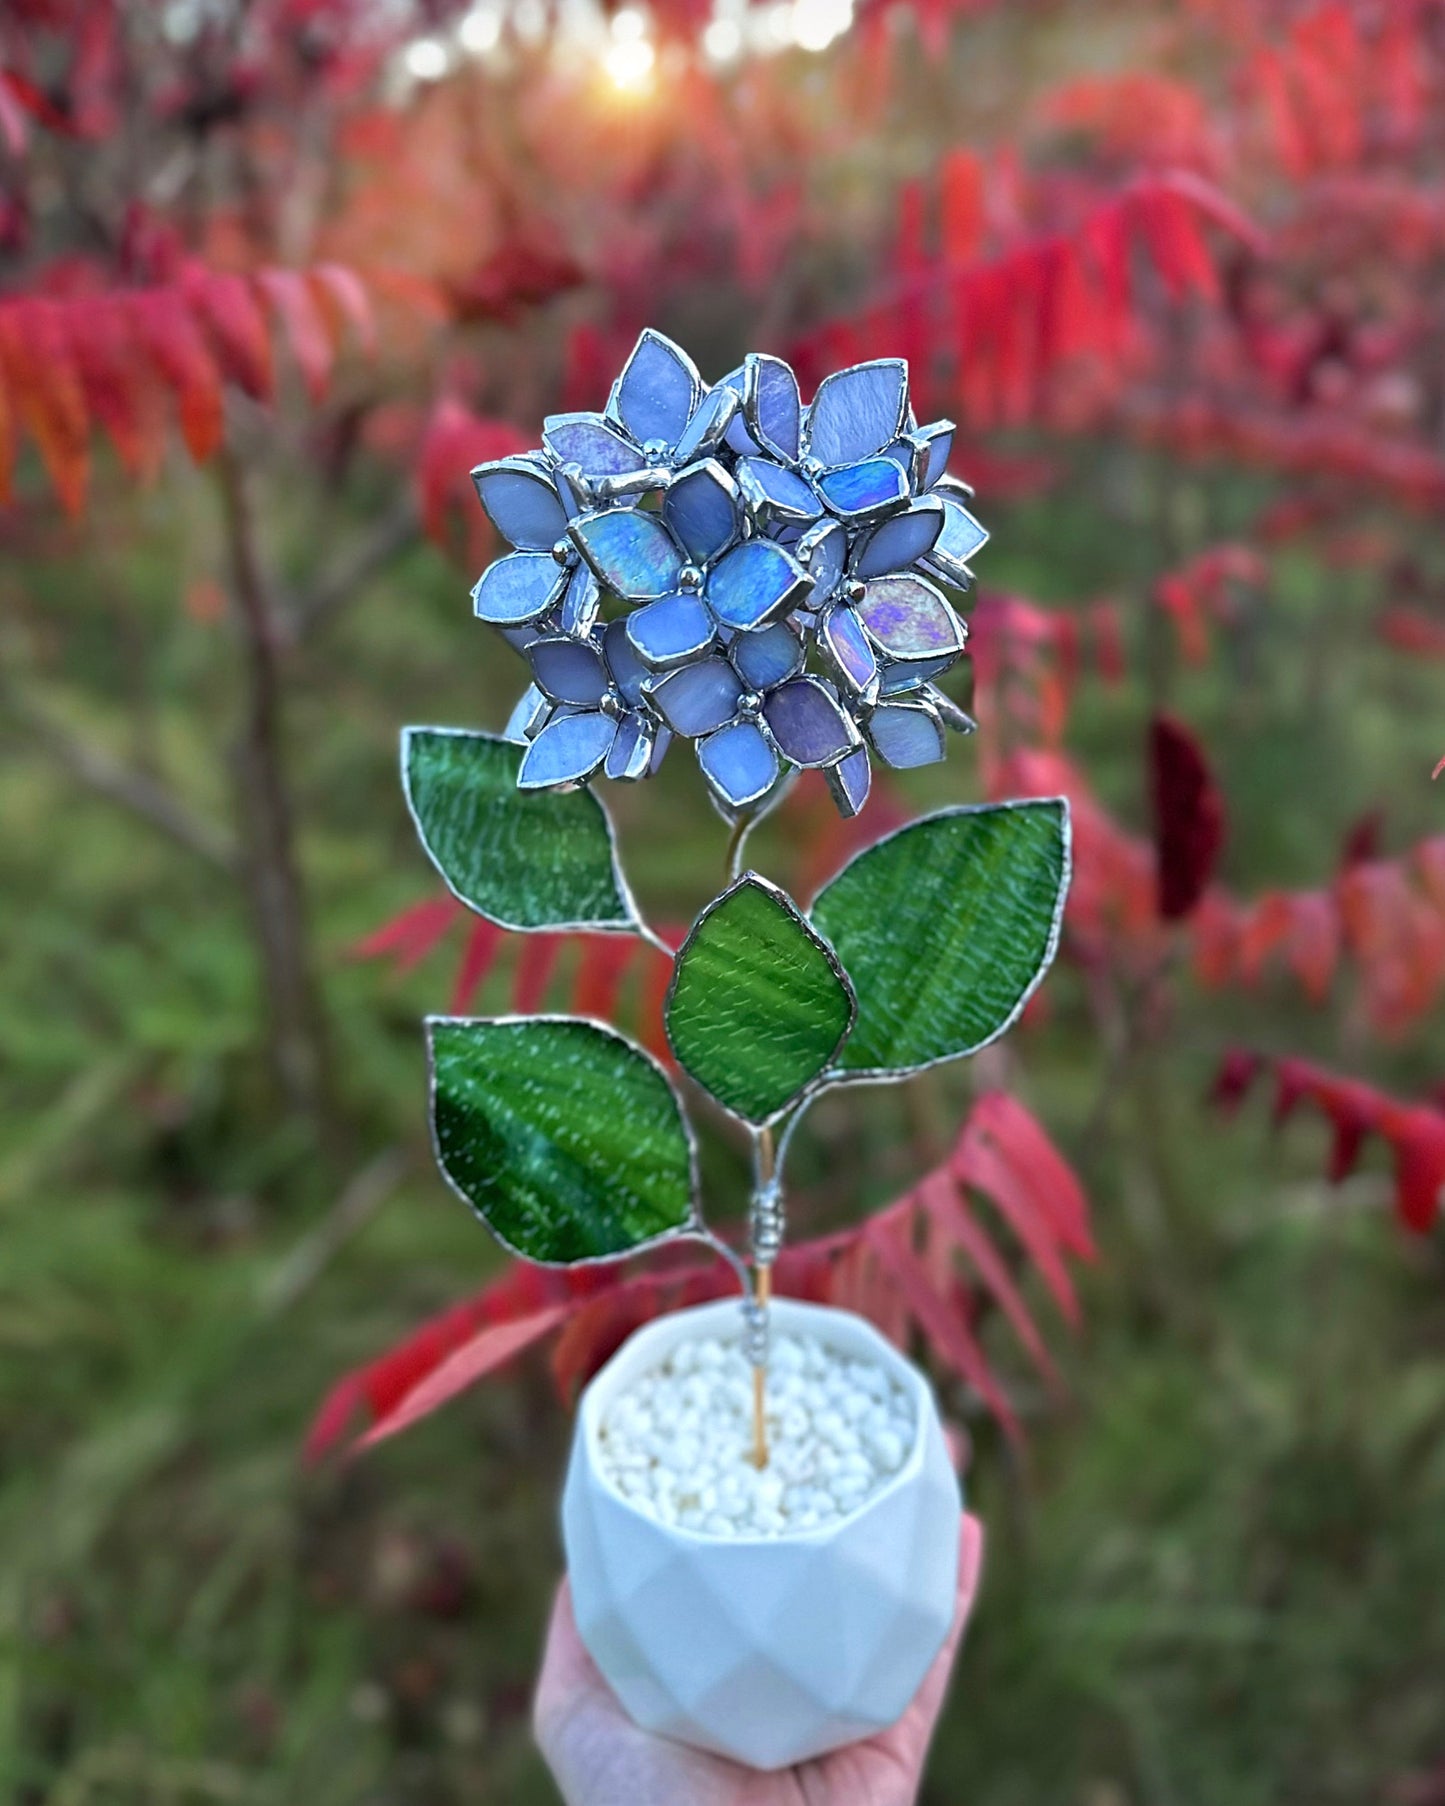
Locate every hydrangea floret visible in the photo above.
<box><xmin>469</xmin><ymin>331</ymin><xmax>988</xmax><ymax>819</ymax></box>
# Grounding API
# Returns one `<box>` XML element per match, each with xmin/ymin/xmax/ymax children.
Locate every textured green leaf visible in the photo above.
<box><xmin>810</xmin><ymin>799</ymin><xmax>1070</xmax><ymax>1078</ymax></box>
<box><xmin>428</xmin><ymin>1016</ymin><xmax>696</xmax><ymax>1264</ymax></box>
<box><xmin>666</xmin><ymin>874</ymin><xmax>855</xmax><ymax>1123</ymax></box>
<box><xmin>402</xmin><ymin>727</ymin><xmax>638</xmax><ymax>933</ymax></box>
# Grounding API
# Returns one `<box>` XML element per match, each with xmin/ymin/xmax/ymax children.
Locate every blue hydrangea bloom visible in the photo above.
<box><xmin>469</xmin><ymin>332</ymin><xmax>987</xmax><ymax>818</ymax></box>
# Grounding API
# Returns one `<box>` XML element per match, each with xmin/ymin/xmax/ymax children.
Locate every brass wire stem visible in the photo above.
<box><xmin>749</xmin><ymin>1125</ymin><xmax>779</xmax><ymax>1468</ymax></box>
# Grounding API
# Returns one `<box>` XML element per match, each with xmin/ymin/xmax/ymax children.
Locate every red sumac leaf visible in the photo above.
<box><xmin>257</xmin><ymin>268</ymin><xmax>333</xmax><ymax>402</ymax></box>
<box><xmin>0</xmin><ymin>297</ymin><xmax>90</xmax><ymax>512</ymax></box>
<box><xmin>132</xmin><ymin>288</ymin><xmax>223</xmax><ymax>461</ymax></box>
<box><xmin>1150</xmin><ymin>712</ymin><xmax>1226</xmax><ymax>921</ymax></box>
<box><xmin>358</xmin><ymin>1305</ymin><xmax>575</xmax><ymax>1450</ymax></box>
<box><xmin>866</xmin><ymin>1215</ymin><xmax>1020</xmax><ymax>1440</ymax></box>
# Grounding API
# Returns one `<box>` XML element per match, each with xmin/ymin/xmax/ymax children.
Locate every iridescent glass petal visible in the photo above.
<box><xmin>816</xmin><ymin>456</ymin><xmax>910</xmax><ymax>523</ymax></box>
<box><xmin>569</xmin><ymin>509</ymin><xmax>685</xmax><ymax>601</ymax></box>
<box><xmin>706</xmin><ymin>539</ymin><xmax>811</xmax><ymax>632</ymax></box>
<box><xmin>819</xmin><ymin>604</ymin><xmax>880</xmax><ymax>695</ymax></box>
<box><xmin>857</xmin><ymin>573</ymin><xmax>965</xmax><ymax>663</ymax></box>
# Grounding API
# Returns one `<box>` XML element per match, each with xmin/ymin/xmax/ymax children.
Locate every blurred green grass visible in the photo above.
<box><xmin>3</xmin><ymin>446</ymin><xmax>1444</xmax><ymax>1803</ymax></box>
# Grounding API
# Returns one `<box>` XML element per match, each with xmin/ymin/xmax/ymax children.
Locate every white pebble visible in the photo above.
<box><xmin>594</xmin><ymin>1329</ymin><xmax>916</xmax><ymax>1539</ymax></box>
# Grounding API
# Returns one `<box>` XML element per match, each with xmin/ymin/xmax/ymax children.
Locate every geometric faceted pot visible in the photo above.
<box><xmin>561</xmin><ymin>1297</ymin><xmax>963</xmax><ymax>1770</ymax></box>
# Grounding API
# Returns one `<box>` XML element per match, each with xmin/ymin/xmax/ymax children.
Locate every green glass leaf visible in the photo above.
<box><xmin>428</xmin><ymin>1016</ymin><xmax>697</xmax><ymax>1264</ymax></box>
<box><xmin>666</xmin><ymin>874</ymin><xmax>856</xmax><ymax>1123</ymax></box>
<box><xmin>810</xmin><ymin>798</ymin><xmax>1071</xmax><ymax>1079</ymax></box>
<box><xmin>403</xmin><ymin>727</ymin><xmax>639</xmax><ymax>933</ymax></box>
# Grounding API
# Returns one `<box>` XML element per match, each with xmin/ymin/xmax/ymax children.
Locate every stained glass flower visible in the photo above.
<box><xmin>468</xmin><ymin>332</ymin><xmax>989</xmax><ymax>818</ymax></box>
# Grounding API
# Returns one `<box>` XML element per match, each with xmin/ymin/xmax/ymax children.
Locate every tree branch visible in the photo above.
<box><xmin>3</xmin><ymin>686</ymin><xmax>238</xmax><ymax>873</ymax></box>
<box><xmin>288</xmin><ymin>493</ymin><xmax>420</xmax><ymax>644</ymax></box>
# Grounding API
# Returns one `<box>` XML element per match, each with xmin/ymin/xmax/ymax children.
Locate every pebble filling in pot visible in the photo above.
<box><xmin>595</xmin><ymin>1332</ymin><xmax>918</xmax><ymax>1538</ymax></box>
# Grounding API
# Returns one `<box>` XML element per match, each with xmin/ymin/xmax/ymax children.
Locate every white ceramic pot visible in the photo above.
<box><xmin>560</xmin><ymin>1296</ymin><xmax>963</xmax><ymax>1771</ymax></box>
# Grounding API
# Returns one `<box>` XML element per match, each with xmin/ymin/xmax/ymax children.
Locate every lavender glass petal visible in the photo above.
<box><xmin>605</xmin><ymin>712</ymin><xmax>657</xmax><ymax>781</ymax></box>
<box><xmin>850</xmin><ymin>500</ymin><xmax>945</xmax><ymax>580</ymax></box>
<box><xmin>674</xmin><ymin>385</ymin><xmax>739</xmax><ymax>465</ymax></box>
<box><xmin>825</xmin><ymin>744</ymin><xmax>872</xmax><ymax>818</ymax></box>
<box><xmin>603</xmin><ymin>618</ymin><xmax>649</xmax><ymax>707</ymax></box>
<box><xmin>763</xmin><ymin>678</ymin><xmax>859</xmax><ymax>768</ymax></box>
<box><xmin>650</xmin><ymin>658</ymin><xmax>744</xmax><ymax>737</ymax></box>
<box><xmin>543</xmin><ymin>414</ymin><xmax>650</xmax><ymax>478</ymax></box>
<box><xmin>529</xmin><ymin>636</ymin><xmax>611</xmax><ymax>707</ymax></box>
<box><xmin>746</xmin><ymin>353</ymin><xmax>802</xmax><ymax>462</ymax></box>
<box><xmin>729</xmin><ymin>619</ymin><xmax>804</xmax><ymax>691</ymax></box>
<box><xmin>867</xmin><ymin>700</ymin><xmax>946</xmax><ymax>769</ymax></box>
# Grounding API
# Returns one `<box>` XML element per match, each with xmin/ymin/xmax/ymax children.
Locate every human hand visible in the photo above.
<box><xmin>533</xmin><ymin>1512</ymin><xmax>983</xmax><ymax>1806</ymax></box>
